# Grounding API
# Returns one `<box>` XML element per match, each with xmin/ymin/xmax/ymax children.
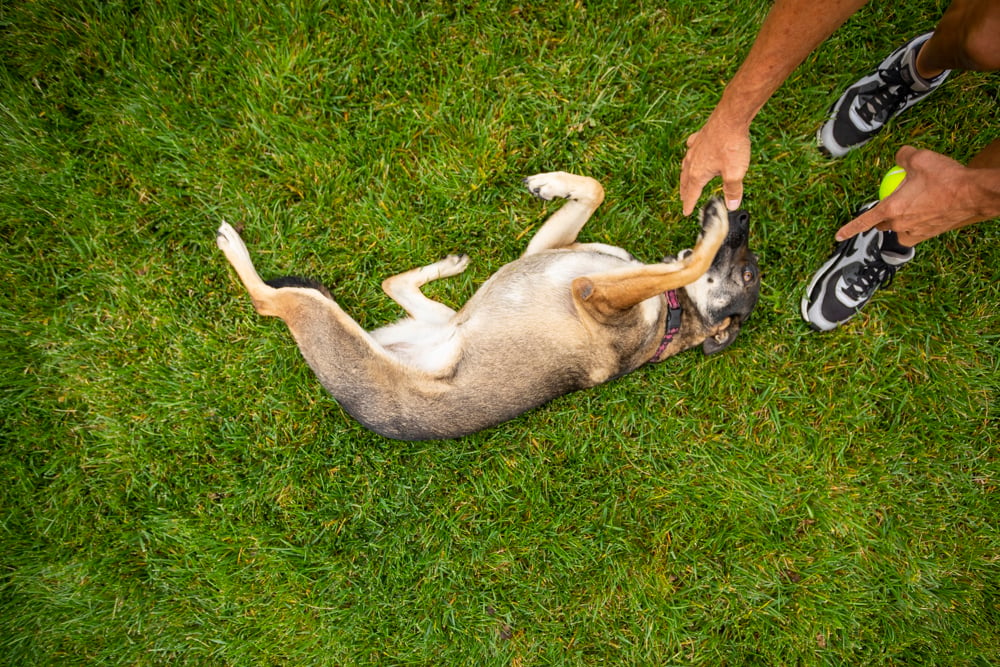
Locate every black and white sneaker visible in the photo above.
<box><xmin>801</xmin><ymin>211</ymin><xmax>915</xmax><ymax>331</ymax></box>
<box><xmin>818</xmin><ymin>32</ymin><xmax>951</xmax><ymax>158</ymax></box>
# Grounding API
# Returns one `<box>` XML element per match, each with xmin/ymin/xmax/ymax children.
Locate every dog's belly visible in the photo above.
<box><xmin>372</xmin><ymin>320</ymin><xmax>464</xmax><ymax>375</ymax></box>
<box><xmin>373</xmin><ymin>248</ymin><xmax>652</xmax><ymax>382</ymax></box>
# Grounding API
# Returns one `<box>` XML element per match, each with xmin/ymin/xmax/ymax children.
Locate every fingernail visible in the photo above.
<box><xmin>726</xmin><ymin>199</ymin><xmax>740</xmax><ymax>211</ymax></box>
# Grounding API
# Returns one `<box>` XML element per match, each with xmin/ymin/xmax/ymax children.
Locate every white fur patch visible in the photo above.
<box><xmin>372</xmin><ymin>320</ymin><xmax>464</xmax><ymax>375</ymax></box>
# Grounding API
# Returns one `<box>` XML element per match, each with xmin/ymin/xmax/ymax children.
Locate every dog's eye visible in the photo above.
<box><xmin>742</xmin><ymin>270</ymin><xmax>755</xmax><ymax>283</ymax></box>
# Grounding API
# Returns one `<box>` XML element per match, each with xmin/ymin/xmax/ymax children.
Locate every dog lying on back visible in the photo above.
<box><xmin>217</xmin><ymin>172</ymin><xmax>760</xmax><ymax>440</ymax></box>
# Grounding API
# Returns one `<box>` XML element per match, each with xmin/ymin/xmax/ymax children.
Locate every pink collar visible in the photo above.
<box><xmin>649</xmin><ymin>290</ymin><xmax>682</xmax><ymax>363</ymax></box>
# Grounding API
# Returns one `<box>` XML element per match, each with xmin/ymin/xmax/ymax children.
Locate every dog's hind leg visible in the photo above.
<box><xmin>216</xmin><ymin>222</ymin><xmax>385</xmax><ymax>367</ymax></box>
<box><xmin>522</xmin><ymin>172</ymin><xmax>605</xmax><ymax>255</ymax></box>
<box><xmin>216</xmin><ymin>223</ymin><xmax>369</xmax><ymax>344</ymax></box>
<box><xmin>381</xmin><ymin>254</ymin><xmax>470</xmax><ymax>323</ymax></box>
<box><xmin>216</xmin><ymin>222</ymin><xmax>289</xmax><ymax>317</ymax></box>
<box><xmin>217</xmin><ymin>222</ymin><xmax>442</xmax><ymax>438</ymax></box>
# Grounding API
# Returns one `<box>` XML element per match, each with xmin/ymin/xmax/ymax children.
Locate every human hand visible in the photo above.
<box><xmin>679</xmin><ymin>114</ymin><xmax>751</xmax><ymax>216</ymax></box>
<box><xmin>835</xmin><ymin>146</ymin><xmax>997</xmax><ymax>246</ymax></box>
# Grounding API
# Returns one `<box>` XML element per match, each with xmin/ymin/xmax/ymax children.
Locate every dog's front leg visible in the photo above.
<box><xmin>522</xmin><ymin>172</ymin><xmax>605</xmax><ymax>255</ymax></box>
<box><xmin>572</xmin><ymin>200</ymin><xmax>729</xmax><ymax>318</ymax></box>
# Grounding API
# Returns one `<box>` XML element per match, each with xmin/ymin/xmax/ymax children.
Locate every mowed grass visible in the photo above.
<box><xmin>1</xmin><ymin>0</ymin><xmax>997</xmax><ymax>664</ymax></box>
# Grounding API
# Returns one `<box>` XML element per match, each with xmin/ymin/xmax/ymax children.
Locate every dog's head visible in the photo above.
<box><xmin>665</xmin><ymin>199</ymin><xmax>761</xmax><ymax>355</ymax></box>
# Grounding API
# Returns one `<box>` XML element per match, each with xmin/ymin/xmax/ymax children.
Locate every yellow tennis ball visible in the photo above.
<box><xmin>879</xmin><ymin>166</ymin><xmax>907</xmax><ymax>199</ymax></box>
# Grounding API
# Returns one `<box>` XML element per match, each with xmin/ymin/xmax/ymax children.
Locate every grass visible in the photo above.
<box><xmin>1</xmin><ymin>0</ymin><xmax>997</xmax><ymax>663</ymax></box>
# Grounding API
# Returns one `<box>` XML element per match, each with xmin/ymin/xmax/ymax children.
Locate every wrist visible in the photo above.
<box><xmin>713</xmin><ymin>79</ymin><xmax>766</xmax><ymax>131</ymax></box>
<box><xmin>706</xmin><ymin>89</ymin><xmax>757</xmax><ymax>135</ymax></box>
<box><xmin>964</xmin><ymin>167</ymin><xmax>1000</xmax><ymax>223</ymax></box>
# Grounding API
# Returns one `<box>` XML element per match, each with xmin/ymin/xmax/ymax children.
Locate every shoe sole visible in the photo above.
<box><xmin>817</xmin><ymin>122</ymin><xmax>870</xmax><ymax>159</ymax></box>
<box><xmin>800</xmin><ymin>251</ymin><xmax>846</xmax><ymax>332</ymax></box>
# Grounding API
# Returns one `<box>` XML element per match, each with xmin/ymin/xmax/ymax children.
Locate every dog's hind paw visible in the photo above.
<box><xmin>431</xmin><ymin>254</ymin><xmax>470</xmax><ymax>279</ymax></box>
<box><xmin>217</xmin><ymin>221</ymin><xmax>237</xmax><ymax>248</ymax></box>
<box><xmin>216</xmin><ymin>221</ymin><xmax>252</xmax><ymax>261</ymax></box>
<box><xmin>523</xmin><ymin>172</ymin><xmax>574</xmax><ymax>201</ymax></box>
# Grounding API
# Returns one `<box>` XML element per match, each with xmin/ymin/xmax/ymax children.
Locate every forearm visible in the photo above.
<box><xmin>933</xmin><ymin>139</ymin><xmax>1000</xmax><ymax>232</ymax></box>
<box><xmin>960</xmin><ymin>166</ymin><xmax>1000</xmax><ymax>226</ymax></box>
<box><xmin>679</xmin><ymin>0</ymin><xmax>870</xmax><ymax>215</ymax></box>
<box><xmin>714</xmin><ymin>0</ymin><xmax>870</xmax><ymax>128</ymax></box>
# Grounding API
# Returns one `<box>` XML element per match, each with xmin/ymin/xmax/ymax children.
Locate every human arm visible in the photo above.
<box><xmin>835</xmin><ymin>143</ymin><xmax>1000</xmax><ymax>246</ymax></box>
<box><xmin>680</xmin><ymin>0</ymin><xmax>870</xmax><ymax>215</ymax></box>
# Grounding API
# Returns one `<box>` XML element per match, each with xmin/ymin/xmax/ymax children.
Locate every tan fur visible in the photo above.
<box><xmin>217</xmin><ymin>172</ymin><xmax>758</xmax><ymax>440</ymax></box>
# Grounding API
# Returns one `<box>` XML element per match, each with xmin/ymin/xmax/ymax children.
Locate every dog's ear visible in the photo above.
<box><xmin>702</xmin><ymin>317</ymin><xmax>743</xmax><ymax>355</ymax></box>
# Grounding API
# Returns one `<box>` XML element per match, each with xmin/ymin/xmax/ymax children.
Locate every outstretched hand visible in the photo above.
<box><xmin>679</xmin><ymin>114</ymin><xmax>751</xmax><ymax>216</ymax></box>
<box><xmin>835</xmin><ymin>146</ymin><xmax>995</xmax><ymax>246</ymax></box>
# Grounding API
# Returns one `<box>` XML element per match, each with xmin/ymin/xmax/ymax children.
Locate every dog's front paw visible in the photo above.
<box><xmin>524</xmin><ymin>172</ymin><xmax>604</xmax><ymax>206</ymax></box>
<box><xmin>699</xmin><ymin>197</ymin><xmax>729</xmax><ymax>237</ymax></box>
<box><xmin>523</xmin><ymin>172</ymin><xmax>576</xmax><ymax>201</ymax></box>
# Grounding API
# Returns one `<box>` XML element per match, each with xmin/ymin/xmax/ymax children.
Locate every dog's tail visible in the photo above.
<box><xmin>264</xmin><ymin>275</ymin><xmax>334</xmax><ymax>300</ymax></box>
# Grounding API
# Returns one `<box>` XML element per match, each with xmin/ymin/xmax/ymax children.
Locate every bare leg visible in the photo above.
<box><xmin>968</xmin><ymin>138</ymin><xmax>1000</xmax><ymax>169</ymax></box>
<box><xmin>918</xmin><ymin>0</ymin><xmax>1000</xmax><ymax>77</ymax></box>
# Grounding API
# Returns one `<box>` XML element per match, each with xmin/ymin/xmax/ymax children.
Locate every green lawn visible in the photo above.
<box><xmin>2</xmin><ymin>0</ymin><xmax>997</xmax><ymax>664</ymax></box>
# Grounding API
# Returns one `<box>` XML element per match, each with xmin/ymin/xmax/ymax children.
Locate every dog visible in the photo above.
<box><xmin>216</xmin><ymin>172</ymin><xmax>760</xmax><ymax>440</ymax></box>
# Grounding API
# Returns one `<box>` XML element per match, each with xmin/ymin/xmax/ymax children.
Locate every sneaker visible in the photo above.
<box><xmin>818</xmin><ymin>32</ymin><xmax>951</xmax><ymax>157</ymax></box>
<box><xmin>801</xmin><ymin>213</ymin><xmax>915</xmax><ymax>331</ymax></box>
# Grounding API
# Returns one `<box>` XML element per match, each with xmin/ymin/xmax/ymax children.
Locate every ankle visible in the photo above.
<box><xmin>913</xmin><ymin>41</ymin><xmax>946</xmax><ymax>81</ymax></box>
<box><xmin>879</xmin><ymin>230</ymin><xmax>915</xmax><ymax>264</ymax></box>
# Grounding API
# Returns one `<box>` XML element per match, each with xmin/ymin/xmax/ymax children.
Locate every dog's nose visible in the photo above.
<box><xmin>728</xmin><ymin>209</ymin><xmax>750</xmax><ymax>231</ymax></box>
<box><xmin>726</xmin><ymin>209</ymin><xmax>751</xmax><ymax>247</ymax></box>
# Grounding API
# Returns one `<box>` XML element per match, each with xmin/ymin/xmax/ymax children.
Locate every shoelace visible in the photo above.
<box><xmin>843</xmin><ymin>255</ymin><xmax>897</xmax><ymax>300</ymax></box>
<box><xmin>857</xmin><ymin>66</ymin><xmax>914</xmax><ymax>125</ymax></box>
